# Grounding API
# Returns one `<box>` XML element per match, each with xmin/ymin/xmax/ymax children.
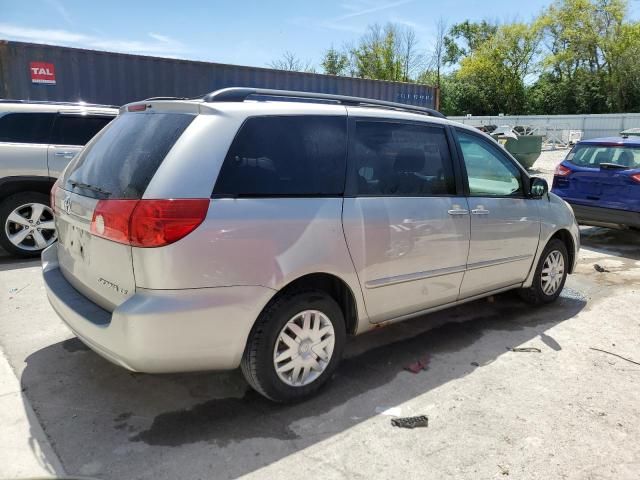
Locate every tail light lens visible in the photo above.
<box><xmin>631</xmin><ymin>173</ymin><xmax>640</xmax><ymax>184</ymax></box>
<box><xmin>91</xmin><ymin>199</ymin><xmax>209</xmax><ymax>247</ymax></box>
<box><xmin>554</xmin><ymin>164</ymin><xmax>572</xmax><ymax>176</ymax></box>
<box><xmin>129</xmin><ymin>199</ymin><xmax>210</xmax><ymax>247</ymax></box>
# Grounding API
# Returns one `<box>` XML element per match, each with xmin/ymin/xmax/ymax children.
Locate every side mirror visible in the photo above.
<box><xmin>530</xmin><ymin>177</ymin><xmax>549</xmax><ymax>198</ymax></box>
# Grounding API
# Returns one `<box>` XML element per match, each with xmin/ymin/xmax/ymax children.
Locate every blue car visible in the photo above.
<box><xmin>552</xmin><ymin>136</ymin><xmax>640</xmax><ymax>229</ymax></box>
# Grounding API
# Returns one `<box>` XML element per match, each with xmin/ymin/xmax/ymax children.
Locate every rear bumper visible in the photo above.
<box><xmin>567</xmin><ymin>202</ymin><xmax>640</xmax><ymax>228</ymax></box>
<box><xmin>42</xmin><ymin>243</ymin><xmax>275</xmax><ymax>373</ymax></box>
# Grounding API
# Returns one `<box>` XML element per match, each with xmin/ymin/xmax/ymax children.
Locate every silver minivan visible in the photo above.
<box><xmin>43</xmin><ymin>88</ymin><xmax>579</xmax><ymax>402</ymax></box>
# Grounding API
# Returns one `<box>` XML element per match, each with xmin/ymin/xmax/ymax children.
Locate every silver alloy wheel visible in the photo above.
<box><xmin>4</xmin><ymin>202</ymin><xmax>57</xmax><ymax>251</ymax></box>
<box><xmin>541</xmin><ymin>250</ymin><xmax>565</xmax><ymax>296</ymax></box>
<box><xmin>273</xmin><ymin>309</ymin><xmax>336</xmax><ymax>387</ymax></box>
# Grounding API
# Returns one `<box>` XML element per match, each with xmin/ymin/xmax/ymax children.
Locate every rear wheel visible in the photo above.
<box><xmin>241</xmin><ymin>290</ymin><xmax>345</xmax><ymax>402</ymax></box>
<box><xmin>518</xmin><ymin>239</ymin><xmax>568</xmax><ymax>305</ymax></box>
<box><xmin>0</xmin><ymin>192</ymin><xmax>57</xmax><ymax>257</ymax></box>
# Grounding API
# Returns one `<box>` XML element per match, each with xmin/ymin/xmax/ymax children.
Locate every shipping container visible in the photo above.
<box><xmin>0</xmin><ymin>40</ymin><xmax>438</xmax><ymax>109</ymax></box>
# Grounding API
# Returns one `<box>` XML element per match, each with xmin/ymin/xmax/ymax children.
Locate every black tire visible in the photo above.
<box><xmin>0</xmin><ymin>192</ymin><xmax>54</xmax><ymax>258</ymax></box>
<box><xmin>241</xmin><ymin>289</ymin><xmax>346</xmax><ymax>403</ymax></box>
<box><xmin>518</xmin><ymin>238</ymin><xmax>569</xmax><ymax>305</ymax></box>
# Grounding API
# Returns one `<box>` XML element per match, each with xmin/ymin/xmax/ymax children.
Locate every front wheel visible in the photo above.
<box><xmin>518</xmin><ymin>239</ymin><xmax>568</xmax><ymax>305</ymax></box>
<box><xmin>241</xmin><ymin>290</ymin><xmax>346</xmax><ymax>402</ymax></box>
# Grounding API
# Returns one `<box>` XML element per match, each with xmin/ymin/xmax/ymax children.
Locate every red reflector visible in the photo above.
<box><xmin>91</xmin><ymin>200</ymin><xmax>138</xmax><ymax>243</ymax></box>
<box><xmin>50</xmin><ymin>180</ymin><xmax>61</xmax><ymax>212</ymax></box>
<box><xmin>554</xmin><ymin>164</ymin><xmax>572</xmax><ymax>176</ymax></box>
<box><xmin>90</xmin><ymin>199</ymin><xmax>209</xmax><ymax>247</ymax></box>
<box><xmin>127</xmin><ymin>103</ymin><xmax>148</xmax><ymax>112</ymax></box>
<box><xmin>631</xmin><ymin>173</ymin><xmax>640</xmax><ymax>184</ymax></box>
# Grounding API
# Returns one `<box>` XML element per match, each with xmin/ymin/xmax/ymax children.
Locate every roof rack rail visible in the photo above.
<box><xmin>143</xmin><ymin>96</ymin><xmax>189</xmax><ymax>101</ymax></box>
<box><xmin>202</xmin><ymin>87</ymin><xmax>445</xmax><ymax>119</ymax></box>
<box><xmin>0</xmin><ymin>98</ymin><xmax>119</xmax><ymax>109</ymax></box>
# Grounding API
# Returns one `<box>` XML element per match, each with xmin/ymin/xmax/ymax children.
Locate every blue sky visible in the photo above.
<box><xmin>1</xmin><ymin>0</ymin><xmax>639</xmax><ymax>68</ymax></box>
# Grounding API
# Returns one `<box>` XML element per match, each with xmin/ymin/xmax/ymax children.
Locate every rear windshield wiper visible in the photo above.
<box><xmin>599</xmin><ymin>163</ymin><xmax>629</xmax><ymax>170</ymax></box>
<box><xmin>69</xmin><ymin>181</ymin><xmax>111</xmax><ymax>196</ymax></box>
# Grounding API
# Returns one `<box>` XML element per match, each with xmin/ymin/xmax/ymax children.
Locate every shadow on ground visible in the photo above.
<box><xmin>0</xmin><ymin>248</ymin><xmax>39</xmax><ymax>272</ymax></box>
<box><xmin>580</xmin><ymin>227</ymin><xmax>640</xmax><ymax>260</ymax></box>
<box><xmin>20</xmin><ymin>288</ymin><xmax>586</xmax><ymax>479</ymax></box>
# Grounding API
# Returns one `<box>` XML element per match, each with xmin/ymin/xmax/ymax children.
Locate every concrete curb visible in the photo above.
<box><xmin>0</xmin><ymin>348</ymin><xmax>66</xmax><ymax>479</ymax></box>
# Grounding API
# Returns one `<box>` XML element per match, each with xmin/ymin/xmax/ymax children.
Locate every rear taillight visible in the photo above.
<box><xmin>129</xmin><ymin>199</ymin><xmax>210</xmax><ymax>247</ymax></box>
<box><xmin>554</xmin><ymin>164</ymin><xmax>572</xmax><ymax>176</ymax></box>
<box><xmin>91</xmin><ymin>199</ymin><xmax>209</xmax><ymax>247</ymax></box>
<box><xmin>631</xmin><ymin>173</ymin><xmax>640</xmax><ymax>184</ymax></box>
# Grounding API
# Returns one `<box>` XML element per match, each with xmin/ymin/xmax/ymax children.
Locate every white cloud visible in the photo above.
<box><xmin>306</xmin><ymin>0</ymin><xmax>416</xmax><ymax>33</ymax></box>
<box><xmin>45</xmin><ymin>0</ymin><xmax>73</xmax><ymax>26</ymax></box>
<box><xmin>0</xmin><ymin>23</ymin><xmax>186</xmax><ymax>57</ymax></box>
<box><xmin>336</xmin><ymin>0</ymin><xmax>414</xmax><ymax>20</ymax></box>
<box><xmin>0</xmin><ymin>24</ymin><xmax>87</xmax><ymax>43</ymax></box>
<box><xmin>148</xmin><ymin>32</ymin><xmax>172</xmax><ymax>43</ymax></box>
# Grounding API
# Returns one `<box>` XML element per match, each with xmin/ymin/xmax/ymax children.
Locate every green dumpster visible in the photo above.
<box><xmin>502</xmin><ymin>135</ymin><xmax>543</xmax><ymax>169</ymax></box>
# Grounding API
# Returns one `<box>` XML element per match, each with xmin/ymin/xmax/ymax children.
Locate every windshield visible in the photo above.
<box><xmin>566</xmin><ymin>144</ymin><xmax>640</xmax><ymax>169</ymax></box>
<box><xmin>62</xmin><ymin>112</ymin><xmax>195</xmax><ymax>199</ymax></box>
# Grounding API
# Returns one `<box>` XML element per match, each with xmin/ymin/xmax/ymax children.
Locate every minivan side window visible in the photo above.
<box><xmin>214</xmin><ymin>116</ymin><xmax>347</xmax><ymax>197</ymax></box>
<box><xmin>0</xmin><ymin>113</ymin><xmax>55</xmax><ymax>144</ymax></box>
<box><xmin>457</xmin><ymin>130</ymin><xmax>523</xmax><ymax>197</ymax></box>
<box><xmin>51</xmin><ymin>115</ymin><xmax>114</xmax><ymax>145</ymax></box>
<box><xmin>352</xmin><ymin>121</ymin><xmax>455</xmax><ymax>196</ymax></box>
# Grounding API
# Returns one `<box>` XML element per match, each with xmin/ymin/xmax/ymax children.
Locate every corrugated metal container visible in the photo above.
<box><xmin>0</xmin><ymin>40</ymin><xmax>438</xmax><ymax>108</ymax></box>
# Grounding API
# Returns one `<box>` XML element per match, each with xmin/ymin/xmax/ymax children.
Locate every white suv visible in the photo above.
<box><xmin>43</xmin><ymin>88</ymin><xmax>579</xmax><ymax>402</ymax></box>
<box><xmin>0</xmin><ymin>101</ymin><xmax>116</xmax><ymax>256</ymax></box>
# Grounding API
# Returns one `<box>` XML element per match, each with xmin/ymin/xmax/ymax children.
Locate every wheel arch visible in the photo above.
<box><xmin>549</xmin><ymin>228</ymin><xmax>576</xmax><ymax>274</ymax></box>
<box><xmin>0</xmin><ymin>176</ymin><xmax>56</xmax><ymax>204</ymax></box>
<box><xmin>260</xmin><ymin>272</ymin><xmax>359</xmax><ymax>335</ymax></box>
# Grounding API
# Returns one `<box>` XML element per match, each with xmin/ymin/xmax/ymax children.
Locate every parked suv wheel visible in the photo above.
<box><xmin>518</xmin><ymin>239</ymin><xmax>568</xmax><ymax>305</ymax></box>
<box><xmin>0</xmin><ymin>192</ymin><xmax>57</xmax><ymax>257</ymax></box>
<box><xmin>241</xmin><ymin>290</ymin><xmax>346</xmax><ymax>402</ymax></box>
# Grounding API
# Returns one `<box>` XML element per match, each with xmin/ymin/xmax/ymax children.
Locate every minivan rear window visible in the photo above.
<box><xmin>567</xmin><ymin>144</ymin><xmax>640</xmax><ymax>169</ymax></box>
<box><xmin>213</xmin><ymin>115</ymin><xmax>347</xmax><ymax>197</ymax></box>
<box><xmin>62</xmin><ymin>112</ymin><xmax>195</xmax><ymax>199</ymax></box>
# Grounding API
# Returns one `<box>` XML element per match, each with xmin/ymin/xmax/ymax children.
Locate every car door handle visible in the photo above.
<box><xmin>448</xmin><ymin>206</ymin><xmax>469</xmax><ymax>216</ymax></box>
<box><xmin>54</xmin><ymin>151</ymin><xmax>75</xmax><ymax>157</ymax></box>
<box><xmin>472</xmin><ymin>206</ymin><xmax>490</xmax><ymax>215</ymax></box>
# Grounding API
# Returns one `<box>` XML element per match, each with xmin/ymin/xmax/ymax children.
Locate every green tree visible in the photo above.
<box><xmin>456</xmin><ymin>23</ymin><xmax>542</xmax><ymax>114</ymax></box>
<box><xmin>350</xmin><ymin>23</ymin><xmax>424</xmax><ymax>81</ymax></box>
<box><xmin>534</xmin><ymin>0</ymin><xmax>637</xmax><ymax>113</ymax></box>
<box><xmin>351</xmin><ymin>24</ymin><xmax>403</xmax><ymax>80</ymax></box>
<box><xmin>321</xmin><ymin>47</ymin><xmax>350</xmax><ymax>76</ymax></box>
<box><xmin>443</xmin><ymin>20</ymin><xmax>498</xmax><ymax>65</ymax></box>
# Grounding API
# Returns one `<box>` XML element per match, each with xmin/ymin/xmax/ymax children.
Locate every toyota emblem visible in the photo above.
<box><xmin>62</xmin><ymin>196</ymin><xmax>71</xmax><ymax>214</ymax></box>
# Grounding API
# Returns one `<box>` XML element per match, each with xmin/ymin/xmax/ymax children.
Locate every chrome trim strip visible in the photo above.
<box><xmin>366</xmin><ymin>254</ymin><xmax>532</xmax><ymax>289</ymax></box>
<box><xmin>466</xmin><ymin>254</ymin><xmax>532</xmax><ymax>271</ymax></box>
<box><xmin>365</xmin><ymin>264</ymin><xmax>466</xmax><ymax>289</ymax></box>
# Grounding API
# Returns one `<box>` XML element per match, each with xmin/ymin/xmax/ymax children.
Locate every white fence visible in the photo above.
<box><xmin>448</xmin><ymin>113</ymin><xmax>640</xmax><ymax>143</ymax></box>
